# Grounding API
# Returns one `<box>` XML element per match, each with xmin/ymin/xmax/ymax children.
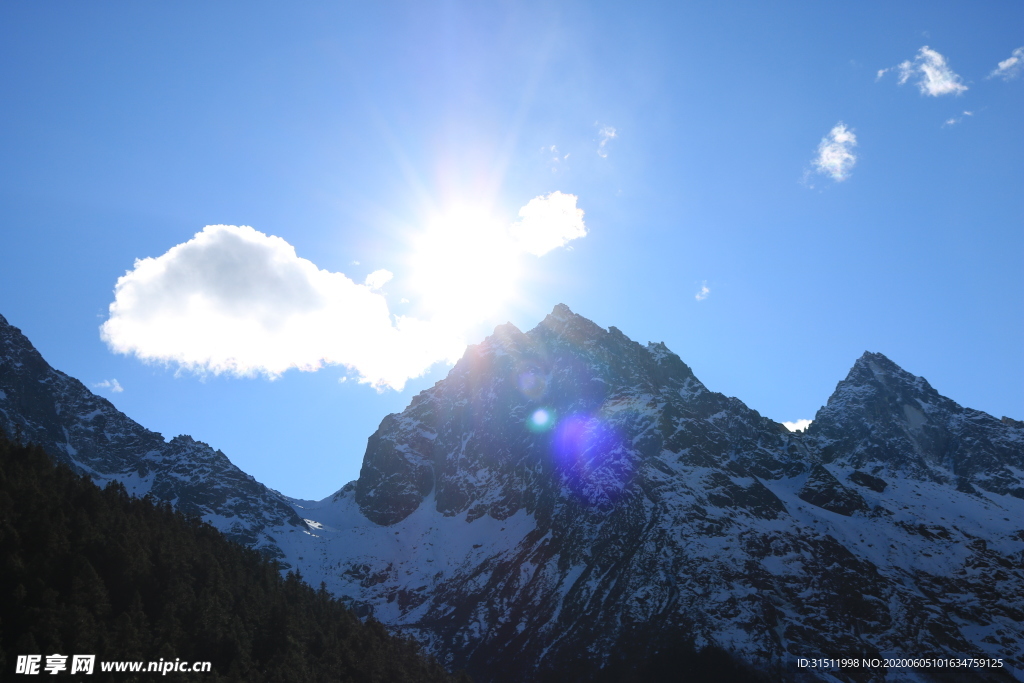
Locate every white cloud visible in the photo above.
<box><xmin>888</xmin><ymin>46</ymin><xmax>967</xmax><ymax>96</ymax></box>
<box><xmin>989</xmin><ymin>47</ymin><xmax>1024</xmax><ymax>80</ymax></box>
<box><xmin>363</xmin><ymin>269</ymin><xmax>393</xmax><ymax>290</ymax></box>
<box><xmin>100</xmin><ymin>225</ymin><xmax>465</xmax><ymax>390</ymax></box>
<box><xmin>93</xmin><ymin>379</ymin><xmax>124</xmax><ymax>393</ymax></box>
<box><xmin>694</xmin><ymin>282</ymin><xmax>710</xmax><ymax>301</ymax></box>
<box><xmin>812</xmin><ymin>122</ymin><xmax>857</xmax><ymax>182</ymax></box>
<box><xmin>103</xmin><ymin>195</ymin><xmax>589</xmax><ymax>391</ymax></box>
<box><xmin>597</xmin><ymin>126</ymin><xmax>617</xmax><ymax>158</ymax></box>
<box><xmin>508</xmin><ymin>191</ymin><xmax>586</xmax><ymax>257</ymax></box>
<box><xmin>783</xmin><ymin>419</ymin><xmax>812</xmax><ymax>432</ymax></box>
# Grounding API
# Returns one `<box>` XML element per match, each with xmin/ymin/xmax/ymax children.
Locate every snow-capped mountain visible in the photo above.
<box><xmin>2</xmin><ymin>307</ymin><xmax>1022</xmax><ymax>681</ymax></box>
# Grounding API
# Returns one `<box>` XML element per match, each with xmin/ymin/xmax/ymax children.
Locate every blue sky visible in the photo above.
<box><xmin>1</xmin><ymin>1</ymin><xmax>1021</xmax><ymax>499</ymax></box>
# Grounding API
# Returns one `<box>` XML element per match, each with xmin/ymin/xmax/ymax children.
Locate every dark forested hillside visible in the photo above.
<box><xmin>0</xmin><ymin>432</ymin><xmax>468</xmax><ymax>682</ymax></box>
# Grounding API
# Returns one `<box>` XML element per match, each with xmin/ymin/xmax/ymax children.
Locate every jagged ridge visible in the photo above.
<box><xmin>0</xmin><ymin>313</ymin><xmax>306</xmax><ymax>560</ymax></box>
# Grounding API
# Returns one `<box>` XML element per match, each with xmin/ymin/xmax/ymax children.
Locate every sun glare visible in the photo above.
<box><xmin>409</xmin><ymin>206</ymin><xmax>521</xmax><ymax>324</ymax></box>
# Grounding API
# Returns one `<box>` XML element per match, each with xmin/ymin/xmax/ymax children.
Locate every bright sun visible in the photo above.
<box><xmin>409</xmin><ymin>206</ymin><xmax>521</xmax><ymax>324</ymax></box>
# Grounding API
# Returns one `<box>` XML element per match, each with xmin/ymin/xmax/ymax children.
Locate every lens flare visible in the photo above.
<box><xmin>527</xmin><ymin>408</ymin><xmax>555</xmax><ymax>433</ymax></box>
<box><xmin>518</xmin><ymin>369</ymin><xmax>547</xmax><ymax>400</ymax></box>
<box><xmin>550</xmin><ymin>415</ymin><xmax>631</xmax><ymax>507</ymax></box>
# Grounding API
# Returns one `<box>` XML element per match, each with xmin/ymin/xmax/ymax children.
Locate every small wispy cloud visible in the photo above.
<box><xmin>811</xmin><ymin>122</ymin><xmax>857</xmax><ymax>182</ymax></box>
<box><xmin>883</xmin><ymin>46</ymin><xmax>967</xmax><ymax>96</ymax></box>
<box><xmin>988</xmin><ymin>47</ymin><xmax>1024</xmax><ymax>81</ymax></box>
<box><xmin>597</xmin><ymin>126</ymin><xmax>617</xmax><ymax>158</ymax></box>
<box><xmin>783</xmin><ymin>419</ymin><xmax>812</xmax><ymax>432</ymax></box>
<box><xmin>694</xmin><ymin>281</ymin><xmax>710</xmax><ymax>301</ymax></box>
<box><xmin>942</xmin><ymin>110</ymin><xmax>974</xmax><ymax>127</ymax></box>
<box><xmin>542</xmin><ymin>145</ymin><xmax>570</xmax><ymax>172</ymax></box>
<box><xmin>93</xmin><ymin>379</ymin><xmax>124</xmax><ymax>393</ymax></box>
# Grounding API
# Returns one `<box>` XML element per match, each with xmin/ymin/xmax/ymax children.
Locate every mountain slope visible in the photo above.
<box><xmin>294</xmin><ymin>306</ymin><xmax>1024</xmax><ymax>681</ymax></box>
<box><xmin>0</xmin><ymin>313</ymin><xmax>306</xmax><ymax>561</ymax></box>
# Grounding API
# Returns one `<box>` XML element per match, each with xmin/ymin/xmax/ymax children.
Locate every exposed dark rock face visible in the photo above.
<box><xmin>848</xmin><ymin>469</ymin><xmax>888</xmax><ymax>493</ymax></box>
<box><xmin>798</xmin><ymin>463</ymin><xmax>871</xmax><ymax>516</ymax></box>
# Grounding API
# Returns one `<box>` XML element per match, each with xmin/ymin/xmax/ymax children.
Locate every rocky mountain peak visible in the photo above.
<box><xmin>0</xmin><ymin>313</ymin><xmax>62</xmax><ymax>386</ymax></box>
<box><xmin>547</xmin><ymin>302</ymin><xmax>574</xmax><ymax>321</ymax></box>
<box><xmin>354</xmin><ymin>308</ymin><xmax>797</xmax><ymax>528</ymax></box>
<box><xmin>812</xmin><ymin>350</ymin><xmax>958</xmax><ymax>443</ymax></box>
<box><xmin>536</xmin><ymin>303</ymin><xmax>608</xmax><ymax>343</ymax></box>
<box><xmin>809</xmin><ymin>351</ymin><xmax>1023</xmax><ymax>496</ymax></box>
<box><xmin>846</xmin><ymin>350</ymin><xmax>938</xmax><ymax>394</ymax></box>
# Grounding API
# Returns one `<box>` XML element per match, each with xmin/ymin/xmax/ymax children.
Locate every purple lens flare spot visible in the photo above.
<box><xmin>550</xmin><ymin>414</ymin><xmax>632</xmax><ymax>507</ymax></box>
